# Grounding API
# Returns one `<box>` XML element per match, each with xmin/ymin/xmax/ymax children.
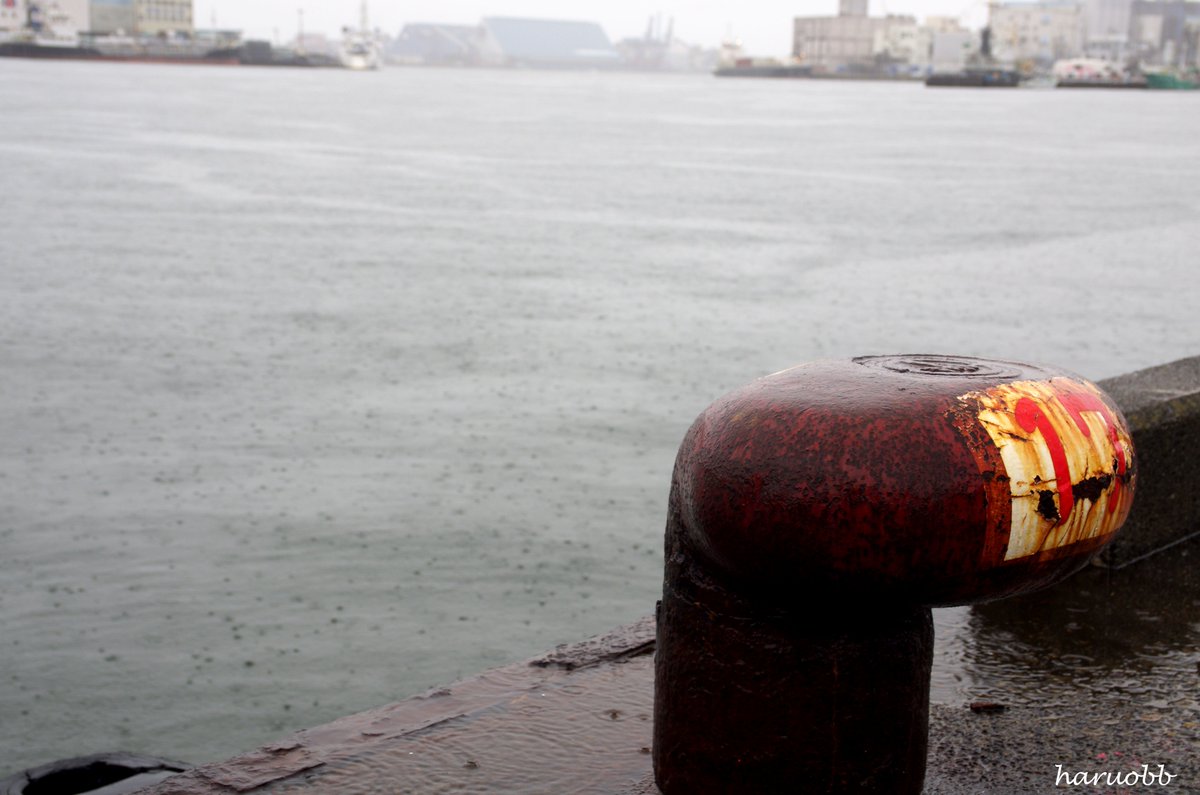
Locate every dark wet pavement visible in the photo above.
<box><xmin>143</xmin><ymin>536</ymin><xmax>1199</xmax><ymax>794</ymax></box>
<box><xmin>922</xmin><ymin>535</ymin><xmax>1199</xmax><ymax>794</ymax></box>
<box><xmin>961</xmin><ymin>535</ymin><xmax>1199</xmax><ymax>715</ymax></box>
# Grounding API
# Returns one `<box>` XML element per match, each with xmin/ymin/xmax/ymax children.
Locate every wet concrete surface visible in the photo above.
<box><xmin>147</xmin><ymin>621</ymin><xmax>660</xmax><ymax>795</ymax></box>
<box><xmin>920</xmin><ymin>535</ymin><xmax>1200</xmax><ymax>793</ymax></box>
<box><xmin>143</xmin><ymin>536</ymin><xmax>1199</xmax><ymax>794</ymax></box>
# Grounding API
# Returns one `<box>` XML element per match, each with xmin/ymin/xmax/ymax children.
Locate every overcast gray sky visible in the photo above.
<box><xmin>193</xmin><ymin>1</ymin><xmax>989</xmax><ymax>57</ymax></box>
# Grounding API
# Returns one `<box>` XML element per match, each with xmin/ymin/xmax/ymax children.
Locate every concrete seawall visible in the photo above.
<box><xmin>1097</xmin><ymin>355</ymin><xmax>1200</xmax><ymax>566</ymax></box>
<box><xmin>141</xmin><ymin>355</ymin><xmax>1200</xmax><ymax>794</ymax></box>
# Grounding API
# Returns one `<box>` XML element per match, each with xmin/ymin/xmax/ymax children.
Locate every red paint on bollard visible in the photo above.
<box><xmin>653</xmin><ymin>355</ymin><xmax>1135</xmax><ymax>795</ymax></box>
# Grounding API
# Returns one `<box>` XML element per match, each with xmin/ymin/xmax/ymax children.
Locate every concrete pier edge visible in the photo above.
<box><xmin>130</xmin><ymin>354</ymin><xmax>1200</xmax><ymax>793</ymax></box>
<box><xmin>1096</xmin><ymin>355</ymin><xmax>1200</xmax><ymax>567</ymax></box>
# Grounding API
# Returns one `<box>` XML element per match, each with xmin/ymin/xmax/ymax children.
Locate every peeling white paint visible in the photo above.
<box><xmin>964</xmin><ymin>379</ymin><xmax>1134</xmax><ymax>561</ymax></box>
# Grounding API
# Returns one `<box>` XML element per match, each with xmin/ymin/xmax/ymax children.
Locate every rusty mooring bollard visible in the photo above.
<box><xmin>653</xmin><ymin>355</ymin><xmax>1136</xmax><ymax>794</ymax></box>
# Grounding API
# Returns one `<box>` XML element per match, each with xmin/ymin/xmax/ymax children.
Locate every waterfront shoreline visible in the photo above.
<box><xmin>3</xmin><ymin>62</ymin><xmax>1198</xmax><ymax>775</ymax></box>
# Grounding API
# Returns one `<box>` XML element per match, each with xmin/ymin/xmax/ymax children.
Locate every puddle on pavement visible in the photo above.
<box><xmin>934</xmin><ymin>537</ymin><xmax>1200</xmax><ymax>713</ymax></box>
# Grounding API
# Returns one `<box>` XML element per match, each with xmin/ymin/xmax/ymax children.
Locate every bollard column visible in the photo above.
<box><xmin>653</xmin><ymin>355</ymin><xmax>1136</xmax><ymax>795</ymax></box>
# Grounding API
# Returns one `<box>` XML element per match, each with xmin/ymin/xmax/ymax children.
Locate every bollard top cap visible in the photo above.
<box><xmin>674</xmin><ymin>355</ymin><xmax>1136</xmax><ymax>606</ymax></box>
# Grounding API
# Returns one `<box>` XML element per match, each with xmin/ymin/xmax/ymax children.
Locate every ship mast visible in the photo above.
<box><xmin>360</xmin><ymin>1</ymin><xmax>368</xmax><ymax>34</ymax></box>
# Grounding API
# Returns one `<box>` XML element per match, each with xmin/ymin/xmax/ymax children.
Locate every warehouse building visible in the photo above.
<box><xmin>478</xmin><ymin>17</ymin><xmax>619</xmax><ymax>68</ymax></box>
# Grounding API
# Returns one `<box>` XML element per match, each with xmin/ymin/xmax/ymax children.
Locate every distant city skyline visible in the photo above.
<box><xmin>191</xmin><ymin>1</ymin><xmax>992</xmax><ymax>57</ymax></box>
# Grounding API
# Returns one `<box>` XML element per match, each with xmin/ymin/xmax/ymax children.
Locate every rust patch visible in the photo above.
<box><xmin>1035</xmin><ymin>489</ymin><xmax>1060</xmax><ymax>524</ymax></box>
<box><xmin>948</xmin><ymin>397</ymin><xmax>1013</xmax><ymax>567</ymax></box>
<box><xmin>1072</xmin><ymin>474</ymin><xmax>1113</xmax><ymax>503</ymax></box>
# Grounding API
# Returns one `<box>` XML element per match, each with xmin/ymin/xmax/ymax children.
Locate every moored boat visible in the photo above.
<box><xmin>1144</xmin><ymin>70</ymin><xmax>1199</xmax><ymax>90</ymax></box>
<box><xmin>1057</xmin><ymin>78</ymin><xmax>1148</xmax><ymax>88</ymax></box>
<box><xmin>340</xmin><ymin>1</ymin><xmax>383</xmax><ymax>70</ymax></box>
<box><xmin>714</xmin><ymin>61</ymin><xmax>814</xmax><ymax>78</ymax></box>
<box><xmin>926</xmin><ymin>67</ymin><xmax>1021</xmax><ymax>87</ymax></box>
<box><xmin>0</xmin><ymin>36</ymin><xmax>242</xmax><ymax>65</ymax></box>
<box><xmin>1052</xmin><ymin>57</ymin><xmax>1146</xmax><ymax>89</ymax></box>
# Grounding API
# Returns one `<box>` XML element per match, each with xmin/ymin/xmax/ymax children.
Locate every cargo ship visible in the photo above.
<box><xmin>925</xmin><ymin>67</ymin><xmax>1021</xmax><ymax>87</ymax></box>
<box><xmin>0</xmin><ymin>2</ymin><xmax>339</xmax><ymax>68</ymax></box>
<box><xmin>714</xmin><ymin>60</ymin><xmax>814</xmax><ymax>78</ymax></box>
<box><xmin>711</xmin><ymin>35</ymin><xmax>814</xmax><ymax>80</ymax></box>
<box><xmin>0</xmin><ymin>3</ymin><xmax>242</xmax><ymax>64</ymax></box>
<box><xmin>0</xmin><ymin>33</ymin><xmax>344</xmax><ymax>67</ymax></box>
<box><xmin>0</xmin><ymin>36</ymin><xmax>242</xmax><ymax>65</ymax></box>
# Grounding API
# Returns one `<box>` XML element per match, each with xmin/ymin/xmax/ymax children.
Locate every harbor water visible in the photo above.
<box><xmin>1</xmin><ymin>60</ymin><xmax>1198</xmax><ymax>775</ymax></box>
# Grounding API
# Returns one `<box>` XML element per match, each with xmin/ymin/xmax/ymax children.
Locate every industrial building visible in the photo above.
<box><xmin>385</xmin><ymin>18</ymin><xmax>622</xmax><ymax>69</ymax></box>
<box><xmin>921</xmin><ymin>16</ymin><xmax>978</xmax><ymax>73</ymax></box>
<box><xmin>793</xmin><ymin>0</ymin><xmax>918</xmax><ymax>70</ymax></box>
<box><xmin>987</xmin><ymin>0</ymin><xmax>1086</xmax><ymax>66</ymax></box>
<box><xmin>1083</xmin><ymin>0</ymin><xmax>1135</xmax><ymax>56</ymax></box>
<box><xmin>134</xmin><ymin>0</ymin><xmax>190</xmax><ymax>35</ymax></box>
<box><xmin>985</xmin><ymin>0</ymin><xmax>1199</xmax><ymax>65</ymax></box>
<box><xmin>89</xmin><ymin>0</ymin><xmax>128</xmax><ymax>33</ymax></box>
<box><xmin>389</xmin><ymin>23</ymin><xmax>483</xmax><ymax>66</ymax></box>
<box><xmin>0</xmin><ymin>0</ymin><xmax>194</xmax><ymax>37</ymax></box>
<box><xmin>89</xmin><ymin>0</ymin><xmax>191</xmax><ymax>36</ymax></box>
<box><xmin>1128</xmin><ymin>0</ymin><xmax>1200</xmax><ymax>64</ymax></box>
<box><xmin>478</xmin><ymin>17</ymin><xmax>619</xmax><ymax>68</ymax></box>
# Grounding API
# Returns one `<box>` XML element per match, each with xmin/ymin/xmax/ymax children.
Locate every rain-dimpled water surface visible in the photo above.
<box><xmin>1</xmin><ymin>60</ymin><xmax>1198</xmax><ymax>773</ymax></box>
